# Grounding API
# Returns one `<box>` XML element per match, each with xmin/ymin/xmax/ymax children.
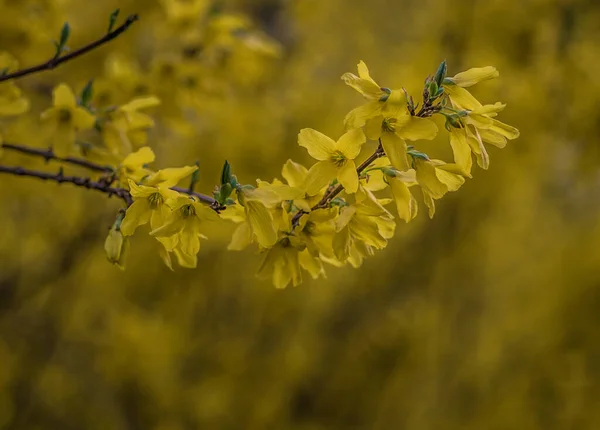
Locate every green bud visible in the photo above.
<box><xmin>407</xmin><ymin>149</ymin><xmax>430</xmax><ymax>161</ymax></box>
<box><xmin>220</xmin><ymin>160</ymin><xmax>232</xmax><ymax>186</ymax></box>
<box><xmin>427</xmin><ymin>81</ymin><xmax>439</xmax><ymax>100</ymax></box>
<box><xmin>59</xmin><ymin>22</ymin><xmax>70</xmax><ymax>48</ymax></box>
<box><xmin>434</xmin><ymin>60</ymin><xmax>447</xmax><ymax>88</ymax></box>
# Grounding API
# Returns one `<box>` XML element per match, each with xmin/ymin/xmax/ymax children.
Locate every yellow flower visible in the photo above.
<box><xmin>103</xmin><ymin>96</ymin><xmax>160</xmax><ymax>156</ymax></box>
<box><xmin>256</xmin><ymin>235</ymin><xmax>325</xmax><ymax>288</ymax></box>
<box><xmin>120</xmin><ymin>180</ymin><xmax>181</xmax><ymax>236</ymax></box>
<box><xmin>150</xmin><ymin>196</ymin><xmax>220</xmax><ymax>257</ymax></box>
<box><xmin>295</xmin><ymin>208</ymin><xmax>337</xmax><ymax>258</ymax></box>
<box><xmin>104</xmin><ymin>221</ymin><xmax>129</xmax><ymax>270</ymax></box>
<box><xmin>413</xmin><ymin>158</ymin><xmax>466</xmax><ymax>218</ymax></box>
<box><xmin>342</xmin><ymin>61</ymin><xmax>408</xmax><ymax>129</ymax></box>
<box><xmin>299</xmin><ymin>128</ymin><xmax>366</xmax><ymax>195</ymax></box>
<box><xmin>40</xmin><ymin>83</ymin><xmax>96</xmax><ymax>157</ymax></box>
<box><xmin>365</xmin><ymin>106</ymin><xmax>438</xmax><ymax>172</ymax></box>
<box><xmin>332</xmin><ymin>195</ymin><xmax>394</xmax><ymax>263</ymax></box>
<box><xmin>281</xmin><ymin>159</ymin><xmax>320</xmax><ymax>211</ymax></box>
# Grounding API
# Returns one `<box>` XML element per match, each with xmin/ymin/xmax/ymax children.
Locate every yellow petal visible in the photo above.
<box><xmin>332</xmin><ymin>226</ymin><xmax>351</xmax><ymax>261</ymax></box>
<box><xmin>381</xmin><ymin>133</ymin><xmax>409</xmax><ymax>172</ymax></box>
<box><xmin>337</xmin><ymin>160</ymin><xmax>359</xmax><ymax>194</ymax></box>
<box><xmin>298</xmin><ymin>128</ymin><xmax>335</xmax><ymax>161</ymax></box>
<box><xmin>121</xmin><ymin>96</ymin><xmax>161</xmax><ymax>112</ymax></box>
<box><xmin>364</xmin><ymin>116</ymin><xmax>384</xmax><ymax>141</ymax></box>
<box><xmin>146</xmin><ymin>166</ymin><xmax>198</xmax><ymax>187</ymax></box>
<box><xmin>448</xmin><ymin>66</ymin><xmax>499</xmax><ymax>87</ymax></box>
<box><xmin>122</xmin><ymin>146</ymin><xmax>155</xmax><ymax>168</ymax></box>
<box><xmin>343</xmin><ymin>101</ymin><xmax>382</xmax><ymax>129</ymax></box>
<box><xmin>174</xmin><ymin>248</ymin><xmax>197</xmax><ymax>268</ymax></box>
<box><xmin>340</xmin><ymin>61</ymin><xmax>383</xmax><ymax>100</ymax></box>
<box><xmin>449</xmin><ymin>128</ymin><xmax>473</xmax><ymax>176</ymax></box>
<box><xmin>396</xmin><ymin>116</ymin><xmax>438</xmax><ymax>141</ymax></box>
<box><xmin>335</xmin><ymin>205</ymin><xmax>357</xmax><ymax>231</ymax></box>
<box><xmin>0</xmin><ymin>94</ymin><xmax>29</xmax><ymax>116</ymax></box>
<box><xmin>422</xmin><ymin>189</ymin><xmax>436</xmax><ymax>218</ymax></box>
<box><xmin>443</xmin><ymin>85</ymin><xmax>482</xmax><ymax>110</ymax></box>
<box><xmin>245</xmin><ymin>200</ymin><xmax>277</xmax><ymax>247</ymax></box>
<box><xmin>281</xmin><ymin>159</ymin><xmax>308</xmax><ymax>188</ymax></box>
<box><xmin>478</xmin><ymin>128</ymin><xmax>507</xmax><ymax>148</ymax></box>
<box><xmin>489</xmin><ymin>118</ymin><xmax>520</xmax><ymax>140</ymax></box>
<box><xmin>228</xmin><ymin>222</ymin><xmax>253</xmax><ymax>251</ymax></box>
<box><xmin>335</xmin><ymin>128</ymin><xmax>365</xmax><ymax>160</ymax></box>
<box><xmin>120</xmin><ymin>200</ymin><xmax>152</xmax><ymax>236</ymax></box>
<box><xmin>53</xmin><ymin>83</ymin><xmax>76</xmax><ymax>107</ymax></box>
<box><xmin>414</xmin><ymin>159</ymin><xmax>448</xmax><ymax>199</ymax></box>
<box><xmin>73</xmin><ymin>107</ymin><xmax>96</xmax><ymax>130</ymax></box>
<box><xmin>389</xmin><ymin>179</ymin><xmax>417</xmax><ymax>222</ymax></box>
<box><xmin>435</xmin><ymin>167</ymin><xmax>465</xmax><ymax>192</ymax></box>
<box><xmin>304</xmin><ymin>161</ymin><xmax>337</xmax><ymax>196</ymax></box>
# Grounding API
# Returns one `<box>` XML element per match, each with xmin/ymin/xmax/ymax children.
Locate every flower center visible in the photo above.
<box><xmin>303</xmin><ymin>221</ymin><xmax>316</xmax><ymax>236</ymax></box>
<box><xmin>382</xmin><ymin>117</ymin><xmax>396</xmax><ymax>133</ymax></box>
<box><xmin>148</xmin><ymin>192</ymin><xmax>164</xmax><ymax>209</ymax></box>
<box><xmin>58</xmin><ymin>108</ymin><xmax>72</xmax><ymax>124</ymax></box>
<box><xmin>181</xmin><ymin>204</ymin><xmax>196</xmax><ymax>218</ymax></box>
<box><xmin>330</xmin><ymin>150</ymin><xmax>346</xmax><ymax>167</ymax></box>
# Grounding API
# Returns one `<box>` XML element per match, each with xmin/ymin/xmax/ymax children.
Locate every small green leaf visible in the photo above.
<box><xmin>220</xmin><ymin>160</ymin><xmax>232</xmax><ymax>186</ymax></box>
<box><xmin>59</xmin><ymin>22</ymin><xmax>70</xmax><ymax>47</ymax></box>
<box><xmin>0</xmin><ymin>67</ymin><xmax>8</xmax><ymax>77</ymax></box>
<box><xmin>434</xmin><ymin>60</ymin><xmax>447</xmax><ymax>88</ymax></box>
<box><xmin>108</xmin><ymin>9</ymin><xmax>120</xmax><ymax>33</ymax></box>
<box><xmin>79</xmin><ymin>80</ymin><xmax>94</xmax><ymax>107</ymax></box>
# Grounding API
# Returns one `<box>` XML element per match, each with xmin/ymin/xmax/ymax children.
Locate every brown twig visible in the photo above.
<box><xmin>0</xmin><ymin>164</ymin><xmax>133</xmax><ymax>205</ymax></box>
<box><xmin>0</xmin><ymin>14</ymin><xmax>139</xmax><ymax>83</ymax></box>
<box><xmin>0</xmin><ymin>142</ymin><xmax>224</xmax><ymax>210</ymax></box>
<box><xmin>1</xmin><ymin>143</ymin><xmax>112</xmax><ymax>173</ymax></box>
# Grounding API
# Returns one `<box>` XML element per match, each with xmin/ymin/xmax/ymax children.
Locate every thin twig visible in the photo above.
<box><xmin>1</xmin><ymin>143</ymin><xmax>112</xmax><ymax>173</ymax></box>
<box><xmin>0</xmin><ymin>14</ymin><xmax>139</xmax><ymax>83</ymax></box>
<box><xmin>0</xmin><ymin>142</ymin><xmax>224</xmax><ymax>210</ymax></box>
<box><xmin>0</xmin><ymin>164</ymin><xmax>133</xmax><ymax>205</ymax></box>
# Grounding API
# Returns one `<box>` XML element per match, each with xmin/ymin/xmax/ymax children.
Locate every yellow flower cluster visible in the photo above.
<box><xmin>113</xmin><ymin>60</ymin><xmax>519</xmax><ymax>288</ymax></box>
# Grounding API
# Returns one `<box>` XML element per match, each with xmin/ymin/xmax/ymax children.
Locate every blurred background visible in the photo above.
<box><xmin>1</xmin><ymin>0</ymin><xmax>600</xmax><ymax>428</ymax></box>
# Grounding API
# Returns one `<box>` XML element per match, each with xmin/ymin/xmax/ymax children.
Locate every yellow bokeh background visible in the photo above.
<box><xmin>1</xmin><ymin>0</ymin><xmax>600</xmax><ymax>428</ymax></box>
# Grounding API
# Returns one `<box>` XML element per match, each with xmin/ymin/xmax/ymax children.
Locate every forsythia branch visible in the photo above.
<box><xmin>1</xmin><ymin>142</ymin><xmax>111</xmax><ymax>173</ymax></box>
<box><xmin>0</xmin><ymin>14</ymin><xmax>139</xmax><ymax>83</ymax></box>
<box><xmin>0</xmin><ymin>164</ymin><xmax>133</xmax><ymax>205</ymax></box>
<box><xmin>0</xmin><ymin>142</ymin><xmax>223</xmax><ymax>211</ymax></box>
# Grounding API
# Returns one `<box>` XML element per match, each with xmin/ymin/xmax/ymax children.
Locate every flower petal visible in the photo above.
<box><xmin>245</xmin><ymin>200</ymin><xmax>277</xmax><ymax>247</ymax></box>
<box><xmin>298</xmin><ymin>128</ymin><xmax>335</xmax><ymax>161</ymax></box>
<box><xmin>53</xmin><ymin>83</ymin><xmax>76</xmax><ymax>107</ymax></box>
<box><xmin>337</xmin><ymin>160</ymin><xmax>359</xmax><ymax>194</ymax></box>
<box><xmin>389</xmin><ymin>179</ymin><xmax>417</xmax><ymax>222</ymax></box>
<box><xmin>381</xmin><ymin>133</ymin><xmax>409</xmax><ymax>172</ymax></box>
<box><xmin>120</xmin><ymin>200</ymin><xmax>152</xmax><ymax>236</ymax></box>
<box><xmin>396</xmin><ymin>116</ymin><xmax>438</xmax><ymax>141</ymax></box>
<box><xmin>335</xmin><ymin>128</ymin><xmax>365</xmax><ymax>160</ymax></box>
<box><xmin>448</xmin><ymin>66</ymin><xmax>499</xmax><ymax>88</ymax></box>
<box><xmin>304</xmin><ymin>161</ymin><xmax>337</xmax><ymax>196</ymax></box>
<box><xmin>449</xmin><ymin>128</ymin><xmax>473</xmax><ymax>176</ymax></box>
